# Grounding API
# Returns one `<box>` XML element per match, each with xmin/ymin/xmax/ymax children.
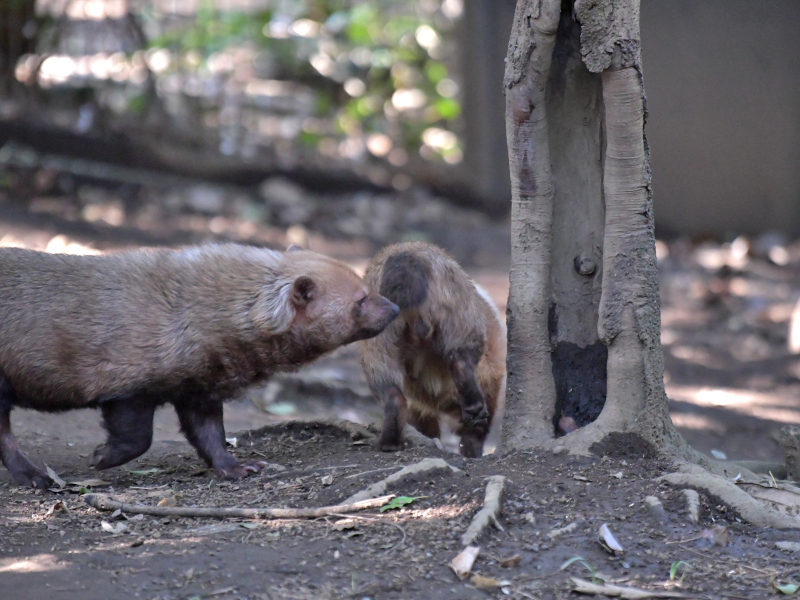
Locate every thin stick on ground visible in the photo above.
<box><xmin>570</xmin><ymin>577</ymin><xmax>693</xmax><ymax>599</ymax></box>
<box><xmin>344</xmin><ymin>466</ymin><xmax>399</xmax><ymax>480</ymax></box>
<box><xmin>340</xmin><ymin>458</ymin><xmax>460</xmax><ymax>505</ymax></box>
<box><xmin>84</xmin><ymin>493</ymin><xmax>395</xmax><ymax>520</ymax></box>
<box><xmin>461</xmin><ymin>475</ymin><xmax>506</xmax><ymax>546</ymax></box>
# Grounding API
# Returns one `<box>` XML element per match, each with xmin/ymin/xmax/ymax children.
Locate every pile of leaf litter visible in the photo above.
<box><xmin>2</xmin><ymin>421</ymin><xmax>800</xmax><ymax>600</ymax></box>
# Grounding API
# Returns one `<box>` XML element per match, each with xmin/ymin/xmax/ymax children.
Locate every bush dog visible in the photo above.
<box><xmin>359</xmin><ymin>242</ymin><xmax>506</xmax><ymax>457</ymax></box>
<box><xmin>0</xmin><ymin>244</ymin><xmax>398</xmax><ymax>488</ymax></box>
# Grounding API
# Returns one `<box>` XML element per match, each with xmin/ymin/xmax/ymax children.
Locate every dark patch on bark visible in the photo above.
<box><xmin>552</xmin><ymin>340</ymin><xmax>607</xmax><ymax>431</ymax></box>
<box><xmin>590</xmin><ymin>432</ymin><xmax>658</xmax><ymax>460</ymax></box>
<box><xmin>549</xmin><ymin>4</ymin><xmax>581</xmax><ymax>98</ymax></box>
<box><xmin>548</xmin><ymin>302</ymin><xmax>558</xmax><ymax>345</ymax></box>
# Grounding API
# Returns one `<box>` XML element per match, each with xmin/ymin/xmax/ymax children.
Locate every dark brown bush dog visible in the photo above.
<box><xmin>359</xmin><ymin>242</ymin><xmax>506</xmax><ymax>457</ymax></box>
<box><xmin>0</xmin><ymin>244</ymin><xmax>398</xmax><ymax>488</ymax></box>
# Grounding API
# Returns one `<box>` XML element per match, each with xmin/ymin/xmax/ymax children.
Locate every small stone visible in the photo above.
<box><xmin>776</xmin><ymin>542</ymin><xmax>800</xmax><ymax>552</ymax></box>
<box><xmin>574</xmin><ymin>254</ymin><xmax>597</xmax><ymax>276</ymax></box>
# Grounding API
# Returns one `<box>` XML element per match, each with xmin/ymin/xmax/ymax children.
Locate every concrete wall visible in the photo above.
<box><xmin>459</xmin><ymin>0</ymin><xmax>516</xmax><ymax>210</ymax></box>
<box><xmin>641</xmin><ymin>0</ymin><xmax>800</xmax><ymax>237</ymax></box>
<box><xmin>461</xmin><ymin>0</ymin><xmax>800</xmax><ymax>237</ymax></box>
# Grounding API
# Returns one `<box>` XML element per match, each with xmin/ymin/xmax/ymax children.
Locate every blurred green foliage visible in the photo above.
<box><xmin>145</xmin><ymin>0</ymin><xmax>463</xmax><ymax>165</ymax></box>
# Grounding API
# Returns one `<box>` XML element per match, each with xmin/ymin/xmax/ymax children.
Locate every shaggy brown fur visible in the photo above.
<box><xmin>359</xmin><ymin>242</ymin><xmax>506</xmax><ymax>457</ymax></box>
<box><xmin>0</xmin><ymin>244</ymin><xmax>398</xmax><ymax>488</ymax></box>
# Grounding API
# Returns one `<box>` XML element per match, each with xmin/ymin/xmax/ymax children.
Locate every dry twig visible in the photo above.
<box><xmin>571</xmin><ymin>577</ymin><xmax>693</xmax><ymax>599</ymax></box>
<box><xmin>461</xmin><ymin>475</ymin><xmax>506</xmax><ymax>546</ymax></box>
<box><xmin>84</xmin><ymin>493</ymin><xmax>394</xmax><ymax>519</ymax></box>
<box><xmin>340</xmin><ymin>458</ymin><xmax>460</xmax><ymax>505</ymax></box>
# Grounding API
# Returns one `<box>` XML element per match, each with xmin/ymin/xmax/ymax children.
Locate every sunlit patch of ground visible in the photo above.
<box><xmin>0</xmin><ymin>554</ymin><xmax>66</xmax><ymax>574</ymax></box>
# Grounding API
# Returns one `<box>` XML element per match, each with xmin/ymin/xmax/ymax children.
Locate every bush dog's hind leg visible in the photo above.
<box><xmin>448</xmin><ymin>349</ymin><xmax>490</xmax><ymax>458</ymax></box>
<box><xmin>173</xmin><ymin>399</ymin><xmax>266</xmax><ymax>480</ymax></box>
<box><xmin>0</xmin><ymin>378</ymin><xmax>52</xmax><ymax>488</ymax></box>
<box><xmin>376</xmin><ymin>385</ymin><xmax>408</xmax><ymax>452</ymax></box>
<box><xmin>92</xmin><ymin>397</ymin><xmax>156</xmax><ymax>470</ymax></box>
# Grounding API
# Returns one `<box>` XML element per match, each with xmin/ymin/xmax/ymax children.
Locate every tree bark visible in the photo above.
<box><xmin>503</xmin><ymin>0</ymin><xmax>562</xmax><ymax>448</ymax></box>
<box><xmin>504</xmin><ymin>0</ymin><xmax>692</xmax><ymax>459</ymax></box>
<box><xmin>503</xmin><ymin>0</ymin><xmax>798</xmax><ymax>529</ymax></box>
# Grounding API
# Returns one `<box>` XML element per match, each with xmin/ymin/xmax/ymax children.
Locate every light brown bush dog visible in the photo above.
<box><xmin>359</xmin><ymin>242</ymin><xmax>506</xmax><ymax>457</ymax></box>
<box><xmin>0</xmin><ymin>244</ymin><xmax>398</xmax><ymax>488</ymax></box>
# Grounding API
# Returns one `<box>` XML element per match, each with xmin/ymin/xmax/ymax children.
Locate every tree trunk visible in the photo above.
<box><xmin>502</xmin><ymin>0</ymin><xmax>800</xmax><ymax>530</ymax></box>
<box><xmin>503</xmin><ymin>0</ymin><xmax>692</xmax><ymax>459</ymax></box>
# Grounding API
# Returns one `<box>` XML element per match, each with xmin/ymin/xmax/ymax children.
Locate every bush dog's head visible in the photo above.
<box><xmin>251</xmin><ymin>245</ymin><xmax>399</xmax><ymax>350</ymax></box>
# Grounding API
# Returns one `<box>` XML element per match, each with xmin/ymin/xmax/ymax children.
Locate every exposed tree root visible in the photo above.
<box><xmin>682</xmin><ymin>489</ymin><xmax>700</xmax><ymax>524</ymax></box>
<box><xmin>544</xmin><ymin>423</ymin><xmax>800</xmax><ymax>529</ymax></box>
<box><xmin>658</xmin><ymin>465</ymin><xmax>800</xmax><ymax>530</ymax></box>
<box><xmin>461</xmin><ymin>475</ymin><xmax>506</xmax><ymax>546</ymax></box>
<box><xmin>340</xmin><ymin>458</ymin><xmax>461</xmax><ymax>505</ymax></box>
<box><xmin>84</xmin><ymin>493</ymin><xmax>394</xmax><ymax>520</ymax></box>
<box><xmin>403</xmin><ymin>424</ymin><xmax>440</xmax><ymax>449</ymax></box>
<box><xmin>773</xmin><ymin>425</ymin><xmax>800</xmax><ymax>481</ymax></box>
<box><xmin>735</xmin><ymin>460</ymin><xmax>788</xmax><ymax>480</ymax></box>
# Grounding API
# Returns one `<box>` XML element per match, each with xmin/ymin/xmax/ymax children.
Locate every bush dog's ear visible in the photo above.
<box><xmin>292</xmin><ymin>276</ymin><xmax>316</xmax><ymax>307</ymax></box>
<box><xmin>286</xmin><ymin>244</ymin><xmax>304</xmax><ymax>252</ymax></box>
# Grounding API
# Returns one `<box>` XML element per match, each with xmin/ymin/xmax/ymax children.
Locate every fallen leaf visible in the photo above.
<box><xmin>45</xmin><ymin>500</ymin><xmax>69</xmax><ymax>517</ymax></box>
<box><xmin>774</xmin><ymin>581</ymin><xmax>799</xmax><ymax>595</ymax></box>
<box><xmin>380</xmin><ymin>495</ymin><xmax>427</xmax><ymax>512</ymax></box>
<box><xmin>612</xmin><ymin>471</ymin><xmax>624</xmax><ymax>479</ymax></box>
<box><xmin>598</xmin><ymin>523</ymin><xmax>624</xmax><ymax>553</ymax></box>
<box><xmin>128</xmin><ymin>468</ymin><xmax>161</xmax><ymax>476</ymax></box>
<box><xmin>321</xmin><ymin>474</ymin><xmax>333</xmax><ymax>486</ymax></box>
<box><xmin>700</xmin><ymin>525</ymin><xmax>729</xmax><ymax>547</ymax></box>
<box><xmin>500</xmin><ymin>554</ymin><xmax>521</xmax><ymax>568</ymax></box>
<box><xmin>157</xmin><ymin>496</ymin><xmax>177</xmax><ymax>507</ymax></box>
<box><xmin>450</xmin><ymin>545</ymin><xmax>480</xmax><ymax>580</ymax></box>
<box><xmin>333</xmin><ymin>518</ymin><xmax>357</xmax><ymax>531</ymax></box>
<box><xmin>45</xmin><ymin>465</ymin><xmax>66</xmax><ymax>489</ymax></box>
<box><xmin>101</xmin><ymin>521</ymin><xmax>127</xmax><ymax>534</ymax></box>
<box><xmin>471</xmin><ymin>575</ymin><xmax>509</xmax><ymax>589</ymax></box>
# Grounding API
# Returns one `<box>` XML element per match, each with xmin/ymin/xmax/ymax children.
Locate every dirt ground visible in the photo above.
<box><xmin>1</xmin><ymin>166</ymin><xmax>800</xmax><ymax>599</ymax></box>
